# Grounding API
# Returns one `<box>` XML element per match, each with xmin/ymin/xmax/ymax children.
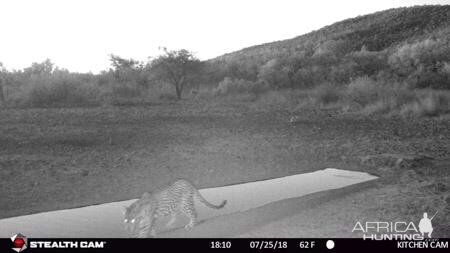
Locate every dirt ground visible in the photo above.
<box><xmin>0</xmin><ymin>98</ymin><xmax>449</xmax><ymax>237</ymax></box>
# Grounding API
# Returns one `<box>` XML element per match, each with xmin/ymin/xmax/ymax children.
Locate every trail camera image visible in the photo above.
<box><xmin>0</xmin><ymin>0</ymin><xmax>449</xmax><ymax>239</ymax></box>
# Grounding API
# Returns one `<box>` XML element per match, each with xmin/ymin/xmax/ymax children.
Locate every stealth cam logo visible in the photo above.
<box><xmin>11</xmin><ymin>233</ymin><xmax>27</xmax><ymax>252</ymax></box>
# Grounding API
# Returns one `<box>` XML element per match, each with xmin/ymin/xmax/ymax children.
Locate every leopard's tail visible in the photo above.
<box><xmin>194</xmin><ymin>190</ymin><xmax>227</xmax><ymax>209</ymax></box>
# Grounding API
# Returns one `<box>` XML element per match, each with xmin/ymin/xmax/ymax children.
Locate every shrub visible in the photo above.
<box><xmin>257</xmin><ymin>59</ymin><xmax>290</xmax><ymax>88</ymax></box>
<box><xmin>24</xmin><ymin>79</ymin><xmax>101</xmax><ymax>107</ymax></box>
<box><xmin>110</xmin><ymin>82</ymin><xmax>142</xmax><ymax>98</ymax></box>
<box><xmin>195</xmin><ymin>88</ymin><xmax>215</xmax><ymax>99</ymax></box>
<box><xmin>388</xmin><ymin>38</ymin><xmax>450</xmax><ymax>89</ymax></box>
<box><xmin>213</xmin><ymin>77</ymin><xmax>267</xmax><ymax>96</ymax></box>
<box><xmin>352</xmin><ymin>84</ymin><xmax>449</xmax><ymax>117</ymax></box>
<box><xmin>362</xmin><ymin>97</ymin><xmax>399</xmax><ymax>115</ymax></box>
<box><xmin>249</xmin><ymin>90</ymin><xmax>291</xmax><ymax>111</ymax></box>
<box><xmin>400</xmin><ymin>91</ymin><xmax>450</xmax><ymax>117</ymax></box>
<box><xmin>299</xmin><ymin>76</ymin><xmax>450</xmax><ymax>117</ymax></box>
<box><xmin>310</xmin><ymin>83</ymin><xmax>341</xmax><ymax>105</ymax></box>
<box><xmin>345</xmin><ymin>77</ymin><xmax>385</xmax><ymax>106</ymax></box>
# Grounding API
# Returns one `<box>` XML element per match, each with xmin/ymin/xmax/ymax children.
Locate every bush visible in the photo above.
<box><xmin>110</xmin><ymin>82</ymin><xmax>142</xmax><ymax>98</ymax></box>
<box><xmin>298</xmin><ymin>76</ymin><xmax>450</xmax><ymax>117</ymax></box>
<box><xmin>213</xmin><ymin>77</ymin><xmax>267</xmax><ymax>96</ymax></box>
<box><xmin>23</xmin><ymin>78</ymin><xmax>101</xmax><ymax>107</ymax></box>
<box><xmin>257</xmin><ymin>59</ymin><xmax>290</xmax><ymax>88</ymax></box>
<box><xmin>249</xmin><ymin>90</ymin><xmax>291</xmax><ymax>111</ymax></box>
<box><xmin>345</xmin><ymin>77</ymin><xmax>386</xmax><ymax>106</ymax></box>
<box><xmin>347</xmin><ymin>81</ymin><xmax>449</xmax><ymax>117</ymax></box>
<box><xmin>388</xmin><ymin>38</ymin><xmax>450</xmax><ymax>89</ymax></box>
<box><xmin>310</xmin><ymin>83</ymin><xmax>341</xmax><ymax>105</ymax></box>
<box><xmin>195</xmin><ymin>88</ymin><xmax>215</xmax><ymax>99</ymax></box>
<box><xmin>400</xmin><ymin>91</ymin><xmax>450</xmax><ymax>117</ymax></box>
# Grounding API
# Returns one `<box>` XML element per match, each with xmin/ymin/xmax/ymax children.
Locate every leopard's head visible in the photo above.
<box><xmin>123</xmin><ymin>192</ymin><xmax>151</xmax><ymax>237</ymax></box>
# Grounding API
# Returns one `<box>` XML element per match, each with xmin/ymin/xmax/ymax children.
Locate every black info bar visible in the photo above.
<box><xmin>2</xmin><ymin>238</ymin><xmax>449</xmax><ymax>253</ymax></box>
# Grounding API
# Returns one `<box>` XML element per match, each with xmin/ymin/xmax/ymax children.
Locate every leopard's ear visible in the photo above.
<box><xmin>122</xmin><ymin>206</ymin><xmax>127</xmax><ymax>215</ymax></box>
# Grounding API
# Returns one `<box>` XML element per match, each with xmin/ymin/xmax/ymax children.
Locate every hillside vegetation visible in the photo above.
<box><xmin>207</xmin><ymin>5</ymin><xmax>450</xmax><ymax>88</ymax></box>
<box><xmin>0</xmin><ymin>5</ymin><xmax>449</xmax><ymax>116</ymax></box>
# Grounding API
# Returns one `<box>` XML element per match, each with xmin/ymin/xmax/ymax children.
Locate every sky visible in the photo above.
<box><xmin>0</xmin><ymin>0</ymin><xmax>449</xmax><ymax>73</ymax></box>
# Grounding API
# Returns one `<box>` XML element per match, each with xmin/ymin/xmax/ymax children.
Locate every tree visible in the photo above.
<box><xmin>148</xmin><ymin>48</ymin><xmax>201</xmax><ymax>99</ymax></box>
<box><xmin>108</xmin><ymin>54</ymin><xmax>149</xmax><ymax>88</ymax></box>
<box><xmin>24</xmin><ymin>59</ymin><xmax>54</xmax><ymax>76</ymax></box>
